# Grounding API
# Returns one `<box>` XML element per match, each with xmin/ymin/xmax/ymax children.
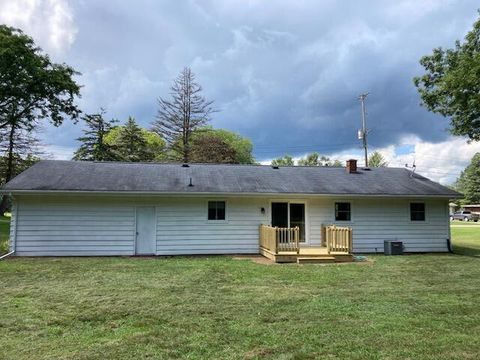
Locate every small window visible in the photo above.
<box><xmin>208</xmin><ymin>201</ymin><xmax>226</xmax><ymax>220</ymax></box>
<box><xmin>410</xmin><ymin>203</ymin><xmax>425</xmax><ymax>221</ymax></box>
<box><xmin>335</xmin><ymin>202</ymin><xmax>351</xmax><ymax>221</ymax></box>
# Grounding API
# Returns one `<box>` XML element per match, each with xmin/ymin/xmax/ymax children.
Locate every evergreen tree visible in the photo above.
<box><xmin>152</xmin><ymin>67</ymin><xmax>215</xmax><ymax>163</ymax></box>
<box><xmin>454</xmin><ymin>153</ymin><xmax>480</xmax><ymax>204</ymax></box>
<box><xmin>73</xmin><ymin>110</ymin><xmax>118</xmax><ymax>161</ymax></box>
<box><xmin>115</xmin><ymin>117</ymin><xmax>151</xmax><ymax>162</ymax></box>
<box><xmin>368</xmin><ymin>151</ymin><xmax>388</xmax><ymax>167</ymax></box>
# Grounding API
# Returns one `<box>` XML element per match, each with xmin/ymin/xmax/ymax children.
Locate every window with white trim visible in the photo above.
<box><xmin>335</xmin><ymin>202</ymin><xmax>351</xmax><ymax>221</ymax></box>
<box><xmin>208</xmin><ymin>201</ymin><xmax>226</xmax><ymax>220</ymax></box>
<box><xmin>410</xmin><ymin>202</ymin><xmax>425</xmax><ymax>221</ymax></box>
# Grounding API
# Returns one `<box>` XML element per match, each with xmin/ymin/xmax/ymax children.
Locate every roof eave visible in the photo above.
<box><xmin>2</xmin><ymin>189</ymin><xmax>463</xmax><ymax>199</ymax></box>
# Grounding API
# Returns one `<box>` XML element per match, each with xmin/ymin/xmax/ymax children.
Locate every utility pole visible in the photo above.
<box><xmin>358</xmin><ymin>93</ymin><xmax>369</xmax><ymax>167</ymax></box>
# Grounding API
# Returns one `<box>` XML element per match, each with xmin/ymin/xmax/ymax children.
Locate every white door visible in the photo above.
<box><xmin>135</xmin><ymin>207</ymin><xmax>156</xmax><ymax>255</ymax></box>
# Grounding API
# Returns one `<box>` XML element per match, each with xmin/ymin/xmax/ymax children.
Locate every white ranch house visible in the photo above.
<box><xmin>2</xmin><ymin>159</ymin><xmax>460</xmax><ymax>262</ymax></box>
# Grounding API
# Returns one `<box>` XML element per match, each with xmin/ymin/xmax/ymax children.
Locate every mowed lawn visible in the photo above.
<box><xmin>0</xmin><ymin>223</ymin><xmax>479</xmax><ymax>359</ymax></box>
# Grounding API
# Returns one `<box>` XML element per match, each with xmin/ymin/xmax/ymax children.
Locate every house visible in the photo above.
<box><xmin>460</xmin><ymin>204</ymin><xmax>480</xmax><ymax>214</ymax></box>
<box><xmin>2</xmin><ymin>159</ymin><xmax>461</xmax><ymax>261</ymax></box>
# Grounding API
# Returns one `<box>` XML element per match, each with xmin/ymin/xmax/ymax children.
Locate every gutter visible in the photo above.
<box><xmin>0</xmin><ymin>251</ymin><xmax>14</xmax><ymax>260</ymax></box>
<box><xmin>0</xmin><ymin>189</ymin><xmax>462</xmax><ymax>199</ymax></box>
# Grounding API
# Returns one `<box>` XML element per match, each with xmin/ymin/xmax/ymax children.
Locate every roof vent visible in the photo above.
<box><xmin>272</xmin><ymin>165</ymin><xmax>279</xmax><ymax>169</ymax></box>
<box><xmin>363</xmin><ymin>167</ymin><xmax>371</xmax><ymax>171</ymax></box>
<box><xmin>188</xmin><ymin>177</ymin><xmax>194</xmax><ymax>187</ymax></box>
<box><xmin>182</xmin><ymin>163</ymin><xmax>190</xmax><ymax>168</ymax></box>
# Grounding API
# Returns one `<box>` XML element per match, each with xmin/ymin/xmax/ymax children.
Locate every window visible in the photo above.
<box><xmin>410</xmin><ymin>203</ymin><xmax>425</xmax><ymax>221</ymax></box>
<box><xmin>208</xmin><ymin>201</ymin><xmax>226</xmax><ymax>220</ymax></box>
<box><xmin>335</xmin><ymin>202</ymin><xmax>351</xmax><ymax>221</ymax></box>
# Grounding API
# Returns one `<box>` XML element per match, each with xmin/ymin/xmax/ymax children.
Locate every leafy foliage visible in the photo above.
<box><xmin>272</xmin><ymin>152</ymin><xmax>342</xmax><ymax>166</ymax></box>
<box><xmin>0</xmin><ymin>25</ymin><xmax>81</xmax><ymax>130</ymax></box>
<box><xmin>298</xmin><ymin>152</ymin><xmax>341</xmax><ymax>166</ymax></box>
<box><xmin>105</xmin><ymin>118</ymin><xmax>166</xmax><ymax>162</ymax></box>
<box><xmin>454</xmin><ymin>153</ymin><xmax>480</xmax><ymax>204</ymax></box>
<box><xmin>271</xmin><ymin>155</ymin><xmax>294</xmax><ymax>166</ymax></box>
<box><xmin>190</xmin><ymin>134</ymin><xmax>237</xmax><ymax>163</ymax></box>
<box><xmin>152</xmin><ymin>67</ymin><xmax>215</xmax><ymax>162</ymax></box>
<box><xmin>190</xmin><ymin>127</ymin><xmax>255</xmax><ymax>164</ymax></box>
<box><xmin>73</xmin><ymin>111</ymin><xmax>119</xmax><ymax>161</ymax></box>
<box><xmin>368</xmin><ymin>151</ymin><xmax>388</xmax><ymax>167</ymax></box>
<box><xmin>413</xmin><ymin>14</ymin><xmax>480</xmax><ymax>141</ymax></box>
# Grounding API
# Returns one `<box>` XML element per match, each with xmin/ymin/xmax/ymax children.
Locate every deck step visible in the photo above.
<box><xmin>297</xmin><ymin>256</ymin><xmax>336</xmax><ymax>264</ymax></box>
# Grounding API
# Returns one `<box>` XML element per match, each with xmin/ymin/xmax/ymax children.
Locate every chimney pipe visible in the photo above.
<box><xmin>346</xmin><ymin>159</ymin><xmax>357</xmax><ymax>173</ymax></box>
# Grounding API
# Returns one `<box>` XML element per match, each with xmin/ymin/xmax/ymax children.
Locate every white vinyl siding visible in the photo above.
<box><xmin>11</xmin><ymin>194</ymin><xmax>449</xmax><ymax>256</ymax></box>
<box><xmin>308</xmin><ymin>198</ymin><xmax>449</xmax><ymax>252</ymax></box>
<box><xmin>13</xmin><ymin>196</ymin><xmax>136</xmax><ymax>256</ymax></box>
<box><xmin>156</xmin><ymin>197</ymin><xmax>267</xmax><ymax>255</ymax></box>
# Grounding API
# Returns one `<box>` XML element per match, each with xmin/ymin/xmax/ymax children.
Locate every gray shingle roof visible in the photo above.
<box><xmin>2</xmin><ymin>160</ymin><xmax>461</xmax><ymax>197</ymax></box>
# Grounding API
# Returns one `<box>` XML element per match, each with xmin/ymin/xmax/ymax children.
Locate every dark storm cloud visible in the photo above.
<box><xmin>40</xmin><ymin>0</ymin><xmax>479</xmax><ymax>159</ymax></box>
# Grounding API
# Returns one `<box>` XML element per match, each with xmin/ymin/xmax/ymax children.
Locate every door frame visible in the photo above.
<box><xmin>134</xmin><ymin>206</ymin><xmax>157</xmax><ymax>255</ymax></box>
<box><xmin>269</xmin><ymin>200</ymin><xmax>309</xmax><ymax>244</ymax></box>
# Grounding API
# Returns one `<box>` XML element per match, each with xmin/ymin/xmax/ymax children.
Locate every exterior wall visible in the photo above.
<box><xmin>11</xmin><ymin>194</ymin><xmax>450</xmax><ymax>256</ymax></box>
<box><xmin>308</xmin><ymin>198</ymin><xmax>450</xmax><ymax>253</ymax></box>
<box><xmin>13</xmin><ymin>196</ymin><xmax>136</xmax><ymax>256</ymax></box>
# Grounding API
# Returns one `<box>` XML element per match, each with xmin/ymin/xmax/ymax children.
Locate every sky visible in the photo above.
<box><xmin>1</xmin><ymin>0</ymin><xmax>480</xmax><ymax>184</ymax></box>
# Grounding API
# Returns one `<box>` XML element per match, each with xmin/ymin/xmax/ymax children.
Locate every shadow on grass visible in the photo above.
<box><xmin>452</xmin><ymin>245</ymin><xmax>480</xmax><ymax>258</ymax></box>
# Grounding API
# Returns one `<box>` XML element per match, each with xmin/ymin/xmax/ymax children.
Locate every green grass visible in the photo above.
<box><xmin>0</xmin><ymin>215</ymin><xmax>10</xmax><ymax>255</ymax></box>
<box><xmin>0</xmin><ymin>222</ymin><xmax>479</xmax><ymax>359</ymax></box>
<box><xmin>451</xmin><ymin>223</ymin><xmax>480</xmax><ymax>256</ymax></box>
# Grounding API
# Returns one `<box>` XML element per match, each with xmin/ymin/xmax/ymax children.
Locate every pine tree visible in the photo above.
<box><xmin>455</xmin><ymin>153</ymin><xmax>480</xmax><ymax>204</ymax></box>
<box><xmin>368</xmin><ymin>151</ymin><xmax>388</xmax><ymax>167</ymax></box>
<box><xmin>115</xmin><ymin>117</ymin><xmax>151</xmax><ymax>162</ymax></box>
<box><xmin>152</xmin><ymin>67</ymin><xmax>215</xmax><ymax>163</ymax></box>
<box><xmin>73</xmin><ymin>110</ymin><xmax>118</xmax><ymax>161</ymax></box>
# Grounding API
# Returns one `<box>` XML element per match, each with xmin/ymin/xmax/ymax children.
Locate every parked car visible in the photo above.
<box><xmin>450</xmin><ymin>211</ymin><xmax>479</xmax><ymax>222</ymax></box>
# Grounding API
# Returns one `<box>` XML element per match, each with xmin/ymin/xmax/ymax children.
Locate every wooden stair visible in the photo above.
<box><xmin>297</xmin><ymin>256</ymin><xmax>336</xmax><ymax>264</ymax></box>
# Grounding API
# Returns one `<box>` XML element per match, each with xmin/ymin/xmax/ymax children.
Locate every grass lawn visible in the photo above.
<box><xmin>0</xmin><ymin>215</ymin><xmax>10</xmax><ymax>255</ymax></box>
<box><xmin>0</xmin><ymin>223</ymin><xmax>479</xmax><ymax>359</ymax></box>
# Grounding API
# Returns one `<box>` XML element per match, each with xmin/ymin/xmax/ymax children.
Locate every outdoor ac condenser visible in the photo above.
<box><xmin>384</xmin><ymin>240</ymin><xmax>403</xmax><ymax>255</ymax></box>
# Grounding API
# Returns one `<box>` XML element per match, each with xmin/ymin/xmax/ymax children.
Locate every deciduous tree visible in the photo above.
<box><xmin>0</xmin><ymin>25</ymin><xmax>81</xmax><ymax>130</ymax></box>
<box><xmin>414</xmin><ymin>13</ymin><xmax>480</xmax><ymax>141</ymax></box>
<box><xmin>271</xmin><ymin>155</ymin><xmax>294</xmax><ymax>166</ymax></box>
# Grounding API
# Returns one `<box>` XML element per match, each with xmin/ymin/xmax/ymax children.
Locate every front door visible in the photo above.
<box><xmin>271</xmin><ymin>202</ymin><xmax>306</xmax><ymax>242</ymax></box>
<box><xmin>135</xmin><ymin>207</ymin><xmax>156</xmax><ymax>255</ymax></box>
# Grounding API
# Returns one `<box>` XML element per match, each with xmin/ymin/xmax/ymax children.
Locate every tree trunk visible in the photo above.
<box><xmin>0</xmin><ymin>123</ymin><xmax>16</xmax><ymax>215</ymax></box>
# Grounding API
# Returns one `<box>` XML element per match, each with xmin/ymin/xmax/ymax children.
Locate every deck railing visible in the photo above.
<box><xmin>322</xmin><ymin>225</ymin><xmax>352</xmax><ymax>254</ymax></box>
<box><xmin>259</xmin><ymin>225</ymin><xmax>300</xmax><ymax>254</ymax></box>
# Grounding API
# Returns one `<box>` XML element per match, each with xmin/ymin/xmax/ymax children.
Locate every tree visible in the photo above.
<box><xmin>0</xmin><ymin>126</ymin><xmax>42</xmax><ymax>213</ymax></box>
<box><xmin>152</xmin><ymin>67</ymin><xmax>215</xmax><ymax>163</ymax></box>
<box><xmin>368</xmin><ymin>151</ymin><xmax>388</xmax><ymax>167</ymax></box>
<box><xmin>0</xmin><ymin>25</ymin><xmax>81</xmax><ymax>130</ymax></box>
<box><xmin>190</xmin><ymin>134</ymin><xmax>237</xmax><ymax>163</ymax></box>
<box><xmin>105</xmin><ymin>118</ymin><xmax>166</xmax><ymax>162</ymax></box>
<box><xmin>73</xmin><ymin>111</ymin><xmax>118</xmax><ymax>161</ymax></box>
<box><xmin>413</xmin><ymin>13</ymin><xmax>480</xmax><ymax>141</ymax></box>
<box><xmin>298</xmin><ymin>152</ymin><xmax>340</xmax><ymax>166</ymax></box>
<box><xmin>454</xmin><ymin>153</ymin><xmax>480</xmax><ymax>204</ymax></box>
<box><xmin>271</xmin><ymin>155</ymin><xmax>294</xmax><ymax>166</ymax></box>
<box><xmin>190</xmin><ymin>127</ymin><xmax>255</xmax><ymax>164</ymax></box>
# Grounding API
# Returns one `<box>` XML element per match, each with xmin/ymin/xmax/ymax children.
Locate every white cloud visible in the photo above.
<box><xmin>261</xmin><ymin>136</ymin><xmax>480</xmax><ymax>185</ymax></box>
<box><xmin>0</xmin><ymin>0</ymin><xmax>77</xmax><ymax>55</ymax></box>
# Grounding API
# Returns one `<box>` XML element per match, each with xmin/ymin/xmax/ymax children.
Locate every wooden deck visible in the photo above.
<box><xmin>259</xmin><ymin>224</ymin><xmax>354</xmax><ymax>263</ymax></box>
<box><xmin>260</xmin><ymin>246</ymin><xmax>353</xmax><ymax>263</ymax></box>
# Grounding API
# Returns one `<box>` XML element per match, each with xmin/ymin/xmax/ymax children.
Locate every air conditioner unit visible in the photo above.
<box><xmin>384</xmin><ymin>240</ymin><xmax>403</xmax><ymax>255</ymax></box>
